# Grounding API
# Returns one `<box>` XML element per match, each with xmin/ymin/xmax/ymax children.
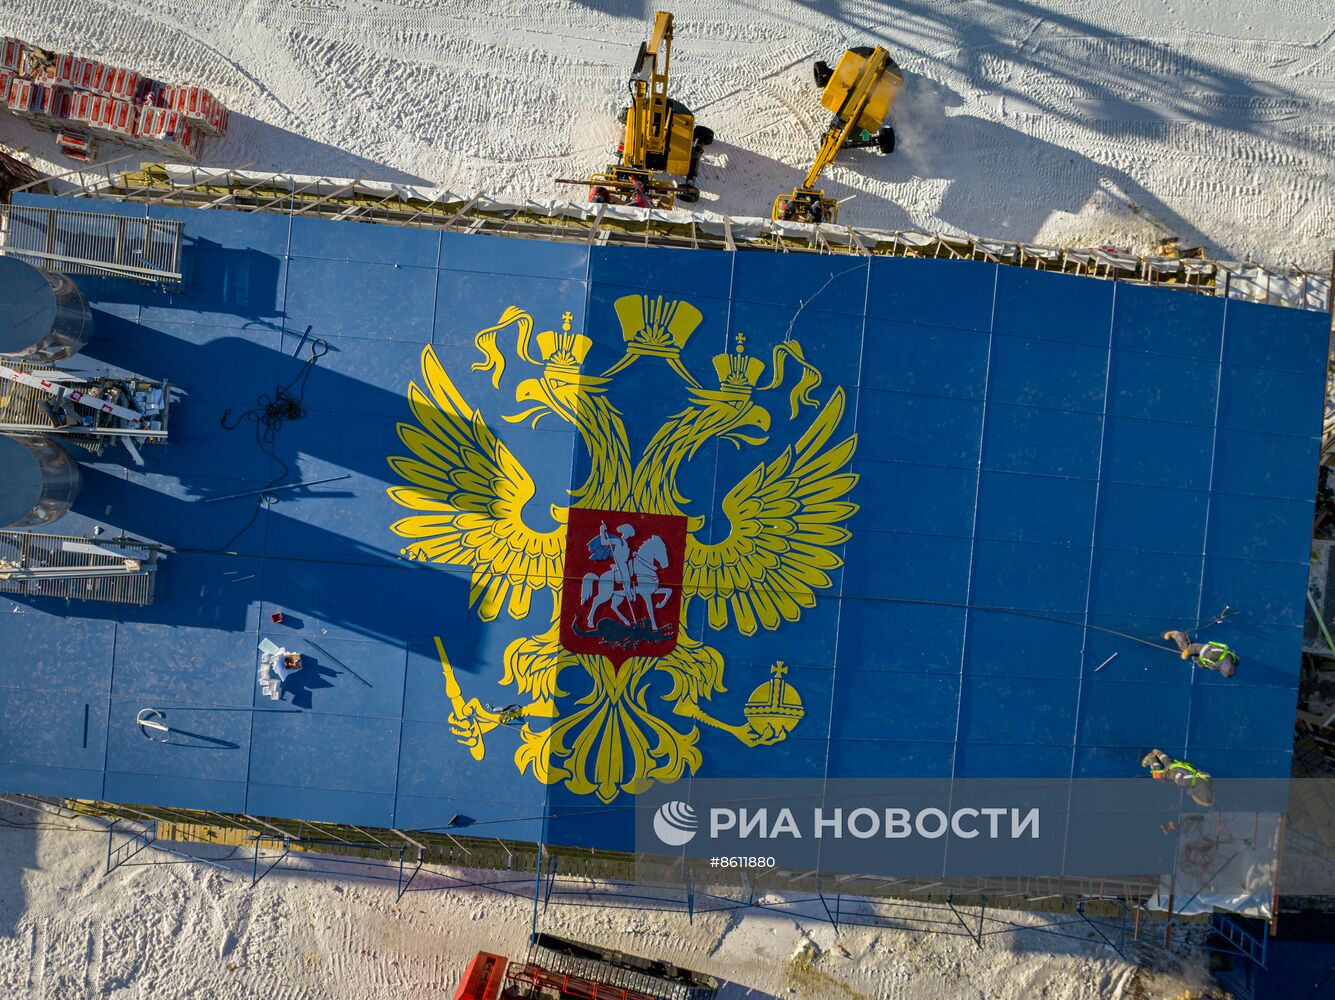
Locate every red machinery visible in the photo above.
<box><xmin>454</xmin><ymin>935</ymin><xmax>718</xmax><ymax>1000</ymax></box>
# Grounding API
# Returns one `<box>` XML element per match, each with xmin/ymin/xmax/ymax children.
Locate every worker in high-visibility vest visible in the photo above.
<box><xmin>1163</xmin><ymin>630</ymin><xmax>1238</xmax><ymax>678</ymax></box>
<box><xmin>1141</xmin><ymin>748</ymin><xmax>1214</xmax><ymax>807</ymax></box>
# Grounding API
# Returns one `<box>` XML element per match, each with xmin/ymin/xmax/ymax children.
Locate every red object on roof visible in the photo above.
<box><xmin>453</xmin><ymin>951</ymin><xmax>509</xmax><ymax>1000</ymax></box>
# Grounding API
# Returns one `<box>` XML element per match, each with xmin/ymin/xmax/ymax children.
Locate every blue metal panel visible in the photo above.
<box><xmin>87</xmin><ymin>320</ymin><xmax>282</xmax><ymax>409</ymax></box>
<box><xmin>971</xmin><ymin>540</ymin><xmax>1092</xmax><ymax>614</ymax></box>
<box><xmin>987</xmin><ymin>335</ymin><xmax>1108</xmax><ymax>413</ymax></box>
<box><xmin>149</xmin><ymin>203</ymin><xmax>291</xmax><ymax>255</ymax></box>
<box><xmin>830</xmin><ymin>669</ymin><xmax>960</xmax><ymax>742</ymax></box>
<box><xmin>261</xmin><ymin>413</ymin><xmax>413</xmax><ymax>567</ymax></box>
<box><xmin>836</xmin><ymin>598</ymin><xmax>965</xmax><ymax>674</ymax></box>
<box><xmin>959</xmin><ymin>676</ymin><xmax>1080</xmax><ymax>745</ymax></box>
<box><xmin>1071</xmin><ymin>746</ymin><xmax>1141</xmax><ymax>778</ymax></box>
<box><xmin>1200</xmin><ymin>556</ymin><xmax>1310</xmax><ymax>629</ymax></box>
<box><xmin>826</xmin><ymin>739</ymin><xmax>955</xmax><ymax>778</ymax></box>
<box><xmin>0</xmin><ymin>613</ymin><xmax>115</xmax><ymax>695</ymax></box>
<box><xmin>993</xmin><ymin>267</ymin><xmax>1113</xmax><ymax>347</ymax></box>
<box><xmin>141</xmin><ymin>249</ymin><xmax>287</xmax><ymax>329</ymax></box>
<box><xmin>867</xmin><ymin>257</ymin><xmax>996</xmax><ymax>331</ymax></box>
<box><xmin>545</xmin><ymin>806</ymin><xmax>638</xmax><ymax>851</ymax></box>
<box><xmin>1107</xmin><ymin>349</ymin><xmax>1219</xmax><ymax>426</ymax></box>
<box><xmin>1088</xmin><ymin>549</ymin><xmax>1202</xmax><ymax>620</ymax></box>
<box><xmin>104</xmin><ymin>772</ymin><xmax>248</xmax><ymax>813</ymax></box>
<box><xmin>1100</xmin><ymin>415</ymin><xmax>1214</xmax><ymax>490</ymax></box>
<box><xmin>974</xmin><ymin>471</ymin><xmax>1097</xmax><ymax>547</ymax></box>
<box><xmin>1212</xmin><ymin>428</ymin><xmax>1319</xmax><ymax>500</ymax></box>
<box><xmin>0</xmin><ymin>686</ymin><xmax>108</xmax><ymax>771</ymax></box>
<box><xmin>402</xmin><ymin>628</ymin><xmax>544</xmax><ymax>724</ymax></box>
<box><xmin>590</xmin><ymin>244</ymin><xmax>734</xmax><ymax>302</ymax></box>
<box><xmin>696</xmin><ymin>734</ymin><xmax>830</xmax><ymax>780</ymax></box>
<box><xmin>963</xmin><ymin>611</ymin><xmax>1085</xmax><ymax>679</ymax></box>
<box><xmin>104</xmin><ymin>696</ymin><xmax>252</xmax><ymax>781</ymax></box>
<box><xmin>434</xmin><ymin>269</ymin><xmax>590</xmax><ymax>354</ymax></box>
<box><xmin>248</xmin><ymin>711</ymin><xmax>400</xmax><ymax>794</ymax></box>
<box><xmin>284</xmin><ymin>257</ymin><xmax>437</xmax><ymax>342</ymax></box>
<box><xmin>843</xmin><ymin>530</ymin><xmax>972</xmax><ymax>602</ymax></box>
<box><xmin>276</xmin><ymin>329</ymin><xmax>435</xmax><ymax>417</ymax></box>
<box><xmin>261</xmin><ymin>633</ymin><xmax>408</xmax><ymax>717</ymax></box>
<box><xmin>856</xmin><ymin>390</ymin><xmax>984</xmax><ymax>468</ymax></box>
<box><xmin>862</xmin><ymin>318</ymin><xmax>989</xmax><ymax>398</ymax></box>
<box><xmin>246</xmin><ymin>783</ymin><xmax>395</xmax><ymax>828</ymax></box>
<box><xmin>850</xmin><ymin>462</ymin><xmax>976</xmax><ymax>538</ymax></box>
<box><xmin>438</xmin><ymin>230</ymin><xmax>589</xmax><ymax>280</ymax></box>
<box><xmin>1187</xmin><ymin>685</ymin><xmax>1300</xmax><ymax>752</ymax></box>
<box><xmin>732</xmin><ymin>252</ymin><xmax>868</xmax><ymax>314</ymax></box>
<box><xmin>396</xmin><ymin>720</ymin><xmax>543</xmax><ymax>806</ymax></box>
<box><xmin>954</xmin><ymin>742</ymin><xmax>1073</xmax><ymax>778</ymax></box>
<box><xmin>0</xmin><ymin>762</ymin><xmax>104</xmax><ymax>800</ymax></box>
<box><xmin>111</xmin><ymin>624</ymin><xmax>259</xmax><ymax>707</ymax></box>
<box><xmin>728</xmin><ymin>300</ymin><xmax>864</xmax><ymax>393</ymax></box>
<box><xmin>1224</xmin><ymin>296</ymin><xmax>1332</xmax><ymax>374</ymax></box>
<box><xmin>289</xmin><ymin>215</ymin><xmax>438</xmax><ymax>267</ymax></box>
<box><xmin>1219</xmin><ymin>364</ymin><xmax>1323</xmax><ymax>439</ymax></box>
<box><xmin>982</xmin><ymin>403</ymin><xmax>1103</xmax><ymax>479</ymax></box>
<box><xmin>1112</xmin><ymin>282</ymin><xmax>1223</xmax><ymax>362</ymax></box>
<box><xmin>1078</xmin><ymin>680</ymin><xmax>1191</xmax><ymax>747</ymax></box>
<box><xmin>258</xmin><ymin>559</ymin><xmax>479</xmax><ymax>644</ymax></box>
<box><xmin>1096</xmin><ymin>482</ymin><xmax>1208</xmax><ymax>555</ymax></box>
<box><xmin>1207</xmin><ymin>493</ymin><xmax>1314</xmax><ymax>564</ymax></box>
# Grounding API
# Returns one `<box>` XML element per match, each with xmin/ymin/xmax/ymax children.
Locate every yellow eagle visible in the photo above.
<box><xmin>387</xmin><ymin>300</ymin><xmax>858</xmax><ymax>802</ymax></box>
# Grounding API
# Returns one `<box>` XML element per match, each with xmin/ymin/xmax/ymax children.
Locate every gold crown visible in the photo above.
<box><xmin>613</xmin><ymin>295</ymin><xmax>702</xmax><ymax>358</ymax></box>
<box><xmin>535</xmin><ymin>312</ymin><xmax>593</xmax><ymax>378</ymax></box>
<box><xmin>711</xmin><ymin>332</ymin><xmax>766</xmax><ymax>398</ymax></box>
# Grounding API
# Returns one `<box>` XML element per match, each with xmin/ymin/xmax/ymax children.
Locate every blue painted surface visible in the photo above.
<box><xmin>0</xmin><ymin>195</ymin><xmax>1324</xmax><ymax>870</ymax></box>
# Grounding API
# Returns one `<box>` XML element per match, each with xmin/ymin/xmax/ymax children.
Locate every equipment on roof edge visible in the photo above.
<box><xmin>576</xmin><ymin>11</ymin><xmax>713</xmax><ymax>211</ymax></box>
<box><xmin>774</xmin><ymin>45</ymin><xmax>903</xmax><ymax>225</ymax></box>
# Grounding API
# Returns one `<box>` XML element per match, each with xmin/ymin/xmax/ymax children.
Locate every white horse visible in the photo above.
<box><xmin>581</xmin><ymin>534</ymin><xmax>672</xmax><ymax>629</ymax></box>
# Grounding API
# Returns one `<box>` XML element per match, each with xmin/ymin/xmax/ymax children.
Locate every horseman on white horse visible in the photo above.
<box><xmin>582</xmin><ymin>524</ymin><xmax>672</xmax><ymax>630</ymax></box>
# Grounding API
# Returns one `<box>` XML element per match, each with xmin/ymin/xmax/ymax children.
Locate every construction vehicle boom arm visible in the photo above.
<box><xmin>625</xmin><ymin>11</ymin><xmax>675</xmax><ymax>166</ymax></box>
<box><xmin>801</xmin><ymin>46</ymin><xmax>891</xmax><ymax>191</ymax></box>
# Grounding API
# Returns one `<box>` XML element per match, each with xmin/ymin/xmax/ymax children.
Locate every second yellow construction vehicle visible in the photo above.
<box><xmin>568</xmin><ymin>11</ymin><xmax>713</xmax><ymax>210</ymax></box>
<box><xmin>773</xmin><ymin>46</ymin><xmax>904</xmax><ymax>225</ymax></box>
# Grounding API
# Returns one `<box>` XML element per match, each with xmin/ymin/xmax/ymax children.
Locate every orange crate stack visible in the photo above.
<box><xmin>0</xmin><ymin>35</ymin><xmax>227</xmax><ymax>161</ymax></box>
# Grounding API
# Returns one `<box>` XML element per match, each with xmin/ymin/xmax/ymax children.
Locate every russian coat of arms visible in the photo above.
<box><xmin>387</xmin><ymin>294</ymin><xmax>858</xmax><ymax>803</ymax></box>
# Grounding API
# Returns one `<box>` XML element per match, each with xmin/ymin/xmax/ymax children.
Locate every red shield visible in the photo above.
<box><xmin>560</xmin><ymin>507</ymin><xmax>687</xmax><ymax>669</ymax></box>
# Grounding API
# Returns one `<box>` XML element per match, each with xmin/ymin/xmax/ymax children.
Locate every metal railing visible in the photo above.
<box><xmin>0</xmin><ymin>531</ymin><xmax>165</xmax><ymax>605</ymax></box>
<box><xmin>0</xmin><ymin>202</ymin><xmax>182</xmax><ymax>283</ymax></box>
<box><xmin>33</xmin><ymin>162</ymin><xmax>1334</xmax><ymax>314</ymax></box>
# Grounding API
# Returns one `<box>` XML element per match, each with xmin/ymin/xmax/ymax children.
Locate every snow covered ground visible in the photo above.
<box><xmin>1</xmin><ymin>0</ymin><xmax>1332</xmax><ymax>268</ymax></box>
<box><xmin>0</xmin><ymin>802</ymin><xmax>1218</xmax><ymax>1000</ymax></box>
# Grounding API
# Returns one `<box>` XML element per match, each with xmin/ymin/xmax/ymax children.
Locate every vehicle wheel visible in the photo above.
<box><xmin>813</xmin><ymin>60</ymin><xmax>833</xmax><ymax>87</ymax></box>
<box><xmin>616</xmin><ymin>107</ymin><xmax>628</xmax><ymax>125</ymax></box>
<box><xmin>676</xmin><ymin>185</ymin><xmax>700</xmax><ymax>204</ymax></box>
<box><xmin>693</xmin><ymin>125</ymin><xmax>714</xmax><ymax>146</ymax></box>
<box><xmin>876</xmin><ymin>125</ymin><xmax>896</xmax><ymax>155</ymax></box>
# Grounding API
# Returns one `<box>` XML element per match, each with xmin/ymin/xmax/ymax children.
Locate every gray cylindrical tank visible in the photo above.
<box><xmin>0</xmin><ymin>255</ymin><xmax>92</xmax><ymax>363</ymax></box>
<box><xmin>0</xmin><ymin>433</ymin><xmax>82</xmax><ymax>528</ymax></box>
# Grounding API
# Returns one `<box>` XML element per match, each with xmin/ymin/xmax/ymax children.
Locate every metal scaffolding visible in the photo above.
<box><xmin>0</xmin><ymin>531</ymin><xmax>166</xmax><ymax>605</ymax></box>
<box><xmin>21</xmin><ymin>795</ymin><xmax>1155</xmax><ymax>957</ymax></box>
<box><xmin>17</xmin><ymin>161</ymin><xmax>1332</xmax><ymax>315</ymax></box>
<box><xmin>0</xmin><ymin>201</ymin><xmax>183</xmax><ymax>284</ymax></box>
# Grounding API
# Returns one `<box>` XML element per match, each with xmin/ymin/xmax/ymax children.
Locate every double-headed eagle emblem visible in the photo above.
<box><xmin>387</xmin><ymin>296</ymin><xmax>859</xmax><ymax>803</ymax></box>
